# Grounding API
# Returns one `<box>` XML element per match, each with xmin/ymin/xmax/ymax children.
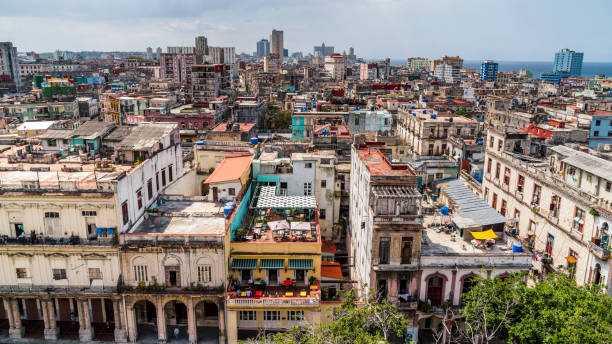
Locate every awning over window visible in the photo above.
<box><xmin>565</xmin><ymin>256</ymin><xmax>577</xmax><ymax>264</ymax></box>
<box><xmin>470</xmin><ymin>229</ymin><xmax>498</xmax><ymax>240</ymax></box>
<box><xmin>260</xmin><ymin>259</ymin><xmax>284</xmax><ymax>269</ymax></box>
<box><xmin>232</xmin><ymin>258</ymin><xmax>256</xmax><ymax>270</ymax></box>
<box><xmin>289</xmin><ymin>259</ymin><xmax>313</xmax><ymax>270</ymax></box>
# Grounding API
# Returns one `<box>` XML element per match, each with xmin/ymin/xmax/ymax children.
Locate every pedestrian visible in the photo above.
<box><xmin>174</xmin><ymin>327</ymin><xmax>179</xmax><ymax>340</ymax></box>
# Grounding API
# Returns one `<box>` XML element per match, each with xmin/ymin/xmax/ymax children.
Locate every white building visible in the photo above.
<box><xmin>434</xmin><ymin>63</ymin><xmax>461</xmax><ymax>83</ymax></box>
<box><xmin>0</xmin><ymin>42</ymin><xmax>21</xmax><ymax>90</ymax></box>
<box><xmin>324</xmin><ymin>54</ymin><xmax>345</xmax><ymax>81</ymax></box>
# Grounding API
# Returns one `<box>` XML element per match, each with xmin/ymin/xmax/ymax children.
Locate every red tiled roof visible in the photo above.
<box><xmin>357</xmin><ymin>148</ymin><xmax>415</xmax><ymax>177</ymax></box>
<box><xmin>204</xmin><ymin>155</ymin><xmax>252</xmax><ymax>184</ymax></box>
<box><xmin>321</xmin><ymin>262</ymin><xmax>343</xmax><ymax>280</ymax></box>
<box><xmin>322</xmin><ymin>241</ymin><xmax>337</xmax><ymax>254</ymax></box>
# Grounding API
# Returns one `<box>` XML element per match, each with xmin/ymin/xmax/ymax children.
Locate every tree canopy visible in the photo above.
<box><xmin>264</xmin><ymin>103</ymin><xmax>291</xmax><ymax>130</ymax></box>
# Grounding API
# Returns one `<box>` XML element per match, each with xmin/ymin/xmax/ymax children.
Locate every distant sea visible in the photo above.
<box><xmin>387</xmin><ymin>59</ymin><xmax>612</xmax><ymax>78</ymax></box>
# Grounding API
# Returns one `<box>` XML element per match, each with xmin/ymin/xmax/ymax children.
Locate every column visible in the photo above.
<box><xmin>3</xmin><ymin>298</ymin><xmax>15</xmax><ymax>331</ymax></box>
<box><xmin>113</xmin><ymin>299</ymin><xmax>128</xmax><ymax>343</ymax></box>
<box><xmin>9</xmin><ymin>298</ymin><xmax>24</xmax><ymax>338</ymax></box>
<box><xmin>225</xmin><ymin>310</ymin><xmax>237</xmax><ymax>344</ymax></box>
<box><xmin>449</xmin><ymin>270</ymin><xmax>458</xmax><ymax>306</ymax></box>
<box><xmin>218</xmin><ymin>302</ymin><xmax>226</xmax><ymax>344</ymax></box>
<box><xmin>187</xmin><ymin>298</ymin><xmax>197</xmax><ymax>344</ymax></box>
<box><xmin>126</xmin><ymin>306</ymin><xmax>138</xmax><ymax>343</ymax></box>
<box><xmin>78</xmin><ymin>299</ymin><xmax>94</xmax><ymax>341</ymax></box>
<box><xmin>43</xmin><ymin>298</ymin><xmax>59</xmax><ymax>340</ymax></box>
<box><xmin>156</xmin><ymin>298</ymin><xmax>167</xmax><ymax>343</ymax></box>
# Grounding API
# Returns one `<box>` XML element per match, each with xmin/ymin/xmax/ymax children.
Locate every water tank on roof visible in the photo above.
<box><xmin>430</xmin><ymin>114</ymin><xmax>437</xmax><ymax>119</ymax></box>
<box><xmin>355</xmin><ymin>107</ymin><xmax>359</xmax><ymax>110</ymax></box>
<box><xmin>413</xmin><ymin>113</ymin><xmax>417</xmax><ymax>116</ymax></box>
<box><xmin>250</xmin><ymin>137</ymin><xmax>259</xmax><ymax>145</ymax></box>
<box><xmin>440</xmin><ymin>206</ymin><xmax>449</xmax><ymax>215</ymax></box>
<box><xmin>512</xmin><ymin>243</ymin><xmax>523</xmax><ymax>253</ymax></box>
<box><xmin>411</xmin><ymin>106</ymin><xmax>415</xmax><ymax>109</ymax></box>
<box><xmin>422</xmin><ymin>110</ymin><xmax>427</xmax><ymax>114</ymax></box>
<box><xmin>195</xmin><ymin>141</ymin><xmax>205</xmax><ymax>146</ymax></box>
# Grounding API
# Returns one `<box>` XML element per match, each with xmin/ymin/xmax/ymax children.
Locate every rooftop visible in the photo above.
<box><xmin>551</xmin><ymin>146</ymin><xmax>612</xmax><ymax>181</ymax></box>
<box><xmin>357</xmin><ymin>148</ymin><xmax>415</xmax><ymax>177</ymax></box>
<box><xmin>212</xmin><ymin>122</ymin><xmax>256</xmax><ymax>132</ymax></box>
<box><xmin>440</xmin><ymin>179</ymin><xmax>507</xmax><ymax>229</ymax></box>
<box><xmin>204</xmin><ymin>155</ymin><xmax>252</xmax><ymax>184</ymax></box>
<box><xmin>420</xmin><ymin>227</ymin><xmax>516</xmax><ymax>255</ymax></box>
<box><xmin>115</xmin><ymin>122</ymin><xmax>176</xmax><ymax>151</ymax></box>
<box><xmin>321</xmin><ymin>262</ymin><xmax>343</xmax><ymax>280</ymax></box>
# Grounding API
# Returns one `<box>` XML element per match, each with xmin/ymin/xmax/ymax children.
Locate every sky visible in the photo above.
<box><xmin>1</xmin><ymin>0</ymin><xmax>611</xmax><ymax>62</ymax></box>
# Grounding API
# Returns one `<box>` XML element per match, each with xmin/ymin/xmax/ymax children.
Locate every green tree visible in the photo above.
<box><xmin>457</xmin><ymin>273</ymin><xmax>612</xmax><ymax>344</ymax></box>
<box><xmin>453</xmin><ymin>107</ymin><xmax>472</xmax><ymax>118</ymax></box>
<box><xmin>265</xmin><ymin>103</ymin><xmax>291</xmax><ymax>130</ymax></box>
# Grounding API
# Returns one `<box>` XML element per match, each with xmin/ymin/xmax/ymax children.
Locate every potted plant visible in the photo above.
<box><xmin>309</xmin><ymin>276</ymin><xmax>318</xmax><ymax>286</ymax></box>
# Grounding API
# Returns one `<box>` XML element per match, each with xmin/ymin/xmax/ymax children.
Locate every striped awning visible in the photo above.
<box><xmin>232</xmin><ymin>258</ymin><xmax>256</xmax><ymax>270</ymax></box>
<box><xmin>289</xmin><ymin>259</ymin><xmax>313</xmax><ymax>270</ymax></box>
<box><xmin>260</xmin><ymin>259</ymin><xmax>284</xmax><ymax>269</ymax></box>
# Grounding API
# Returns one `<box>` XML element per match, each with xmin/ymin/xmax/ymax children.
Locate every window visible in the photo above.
<box><xmin>532</xmin><ymin>184</ymin><xmax>541</xmax><ymax>205</ymax></box>
<box><xmin>53</xmin><ymin>268</ymin><xmax>67</xmax><ymax>280</ymax></box>
<box><xmin>486</xmin><ymin>158</ymin><xmax>492</xmax><ymax>174</ymax></box>
<box><xmin>500</xmin><ymin>199</ymin><xmax>507</xmax><ymax>216</ymax></box>
<box><xmin>168</xmin><ymin>165</ymin><xmax>174</xmax><ymax>182</ymax></box>
<box><xmin>503</xmin><ymin>167</ymin><xmax>511</xmax><ymax>185</ymax></box>
<box><xmin>379</xmin><ymin>237</ymin><xmax>390</xmax><ymax>264</ymax></box>
<box><xmin>355</xmin><ymin>118</ymin><xmax>360</xmax><ymax>126</ymax></box>
<box><xmin>134</xmin><ymin>265</ymin><xmax>148</xmax><ymax>282</ymax></box>
<box><xmin>595</xmin><ymin>120</ymin><xmax>601</xmax><ymax>126</ymax></box>
<box><xmin>16</xmin><ymin>268</ymin><xmax>28</xmax><ymax>279</ymax></box>
<box><xmin>161</xmin><ymin>169</ymin><xmax>167</xmax><ymax>186</ymax></box>
<box><xmin>155</xmin><ymin>172</ymin><xmax>160</xmax><ymax>191</ymax></box>
<box><xmin>147</xmin><ymin>179</ymin><xmax>153</xmax><ymax>199</ymax></box>
<box><xmin>239</xmin><ymin>311</ymin><xmax>256</xmax><ymax>321</ymax></box>
<box><xmin>568</xmin><ymin>249</ymin><xmax>578</xmax><ymax>279</ymax></box>
<box><xmin>264</xmin><ymin>311</ymin><xmax>280</xmax><ymax>321</ymax></box>
<box><xmin>228</xmin><ymin>188</ymin><xmax>235</xmax><ymax>196</ymax></box>
<box><xmin>545</xmin><ymin>233</ymin><xmax>554</xmax><ymax>255</ymax></box>
<box><xmin>137</xmin><ymin>188</ymin><xmax>143</xmax><ymax>210</ymax></box>
<box><xmin>573</xmin><ymin>207</ymin><xmax>585</xmax><ymax>233</ymax></box>
<box><xmin>484</xmin><ymin>187</ymin><xmax>489</xmax><ymax>201</ymax></box>
<box><xmin>288</xmin><ymin>310</ymin><xmax>304</xmax><ymax>321</ymax></box>
<box><xmin>609</xmin><ymin>131</ymin><xmax>612</xmax><ymax>137</ymax></box>
<box><xmin>45</xmin><ymin>212</ymin><xmax>60</xmax><ymax>218</ymax></box>
<box><xmin>197</xmin><ymin>265</ymin><xmax>212</xmax><ymax>283</ymax></box>
<box><xmin>319</xmin><ymin>209</ymin><xmax>326</xmax><ymax>219</ymax></box>
<box><xmin>303</xmin><ymin>182</ymin><xmax>312</xmax><ymax>196</ymax></box>
<box><xmin>81</xmin><ymin>210</ymin><xmax>97</xmax><ymax>217</ymax></box>
<box><xmin>305</xmin><ymin>162</ymin><xmax>313</xmax><ymax>168</ymax></box>
<box><xmin>514</xmin><ymin>209</ymin><xmax>520</xmax><ymax>221</ymax></box>
<box><xmin>401</xmin><ymin>237</ymin><xmax>413</xmax><ymax>264</ymax></box>
<box><xmin>517</xmin><ymin>175</ymin><xmax>525</xmax><ymax>193</ymax></box>
<box><xmin>122</xmin><ymin>201</ymin><xmax>129</xmax><ymax>225</ymax></box>
<box><xmin>321</xmin><ymin>180</ymin><xmax>327</xmax><ymax>188</ymax></box>
<box><xmin>607</xmin><ymin>182</ymin><xmax>611</xmax><ymax>192</ymax></box>
<box><xmin>88</xmin><ymin>268</ymin><xmax>102</xmax><ymax>280</ymax></box>
<box><xmin>594</xmin><ymin>131</ymin><xmax>600</xmax><ymax>137</ymax></box>
<box><xmin>492</xmin><ymin>193</ymin><xmax>498</xmax><ymax>209</ymax></box>
<box><xmin>494</xmin><ymin>162</ymin><xmax>501</xmax><ymax>180</ymax></box>
<box><xmin>489</xmin><ymin>136</ymin><xmax>495</xmax><ymax>148</ymax></box>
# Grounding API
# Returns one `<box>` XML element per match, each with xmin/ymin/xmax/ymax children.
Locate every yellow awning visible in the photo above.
<box><xmin>565</xmin><ymin>256</ymin><xmax>577</xmax><ymax>264</ymax></box>
<box><xmin>470</xmin><ymin>229</ymin><xmax>498</xmax><ymax>240</ymax></box>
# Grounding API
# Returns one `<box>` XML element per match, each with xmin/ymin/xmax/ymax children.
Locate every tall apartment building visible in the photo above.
<box><xmin>324</xmin><ymin>54</ymin><xmax>345</xmax><ymax>81</ymax></box>
<box><xmin>0</xmin><ymin>42</ymin><xmax>21</xmax><ymax>90</ymax></box>
<box><xmin>145</xmin><ymin>47</ymin><xmax>153</xmax><ymax>59</ymax></box>
<box><xmin>480</xmin><ymin>60</ymin><xmax>499</xmax><ymax>81</ymax></box>
<box><xmin>160</xmin><ymin>52</ymin><xmax>196</xmax><ymax>85</ymax></box>
<box><xmin>430</xmin><ymin>56</ymin><xmax>463</xmax><ymax>74</ymax></box>
<box><xmin>256</xmin><ymin>39</ymin><xmax>270</xmax><ymax>57</ymax></box>
<box><xmin>482</xmin><ymin>128</ymin><xmax>611</xmax><ymax>291</ymax></box>
<box><xmin>167</xmin><ymin>46</ymin><xmax>195</xmax><ymax>54</ymax></box>
<box><xmin>192</xmin><ymin>64</ymin><xmax>231</xmax><ymax>103</ymax></box>
<box><xmin>0</xmin><ymin>122</ymin><xmax>182</xmax><ymax>342</ymax></box>
<box><xmin>407</xmin><ymin>57</ymin><xmax>430</xmax><ymax>73</ymax></box>
<box><xmin>553</xmin><ymin>48</ymin><xmax>584</xmax><ymax>76</ymax></box>
<box><xmin>359</xmin><ymin>63</ymin><xmax>378</xmax><ymax>80</ymax></box>
<box><xmin>207</xmin><ymin>47</ymin><xmax>235</xmax><ymax>65</ymax></box>
<box><xmin>434</xmin><ymin>63</ymin><xmax>461</xmax><ymax>83</ymax></box>
<box><xmin>313</xmin><ymin>43</ymin><xmax>334</xmax><ymax>57</ymax></box>
<box><xmin>195</xmin><ymin>35</ymin><xmax>209</xmax><ymax>55</ymax></box>
<box><xmin>263</xmin><ymin>54</ymin><xmax>281</xmax><ymax>74</ymax></box>
<box><xmin>349</xmin><ymin>143</ymin><xmax>423</xmax><ymax>314</ymax></box>
<box><xmin>270</xmin><ymin>30</ymin><xmax>284</xmax><ymax>58</ymax></box>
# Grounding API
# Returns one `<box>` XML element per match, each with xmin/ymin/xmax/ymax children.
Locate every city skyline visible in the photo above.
<box><xmin>2</xmin><ymin>0</ymin><xmax>611</xmax><ymax>62</ymax></box>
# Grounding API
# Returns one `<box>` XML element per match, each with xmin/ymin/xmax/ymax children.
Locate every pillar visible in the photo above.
<box><xmin>78</xmin><ymin>299</ymin><xmax>94</xmax><ymax>341</ymax></box>
<box><xmin>9</xmin><ymin>298</ymin><xmax>24</xmax><ymax>338</ymax></box>
<box><xmin>225</xmin><ymin>310</ymin><xmax>237</xmax><ymax>344</ymax></box>
<box><xmin>449</xmin><ymin>270</ymin><xmax>458</xmax><ymax>306</ymax></box>
<box><xmin>114</xmin><ymin>299</ymin><xmax>128</xmax><ymax>343</ymax></box>
<box><xmin>218</xmin><ymin>302</ymin><xmax>226</xmax><ymax>344</ymax></box>
<box><xmin>127</xmin><ymin>306</ymin><xmax>138</xmax><ymax>343</ymax></box>
<box><xmin>156</xmin><ymin>298</ymin><xmax>167</xmax><ymax>343</ymax></box>
<box><xmin>187</xmin><ymin>299</ymin><xmax>197</xmax><ymax>344</ymax></box>
<box><xmin>3</xmin><ymin>298</ymin><xmax>15</xmax><ymax>330</ymax></box>
<box><xmin>43</xmin><ymin>298</ymin><xmax>59</xmax><ymax>340</ymax></box>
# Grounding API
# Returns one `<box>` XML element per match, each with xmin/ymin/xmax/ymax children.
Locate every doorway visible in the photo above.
<box><xmin>212</xmin><ymin>187</ymin><xmax>218</xmax><ymax>202</ymax></box>
<box><xmin>427</xmin><ymin>277</ymin><xmax>444</xmax><ymax>306</ymax></box>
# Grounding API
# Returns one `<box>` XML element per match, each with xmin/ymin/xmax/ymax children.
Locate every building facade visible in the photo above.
<box><xmin>480</xmin><ymin>60</ymin><xmax>498</xmax><ymax>82</ymax></box>
<box><xmin>553</xmin><ymin>48</ymin><xmax>584</xmax><ymax>76</ymax></box>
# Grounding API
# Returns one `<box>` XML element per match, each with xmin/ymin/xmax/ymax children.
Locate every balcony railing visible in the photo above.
<box><xmin>589</xmin><ymin>241</ymin><xmax>610</xmax><ymax>260</ymax></box>
<box><xmin>0</xmin><ymin>235</ymin><xmax>113</xmax><ymax>246</ymax></box>
<box><xmin>227</xmin><ymin>281</ymin><xmax>321</xmax><ymax>307</ymax></box>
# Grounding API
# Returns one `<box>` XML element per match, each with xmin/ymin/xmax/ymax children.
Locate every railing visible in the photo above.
<box><xmin>228</xmin><ymin>297</ymin><xmax>319</xmax><ymax>307</ymax></box>
<box><xmin>1</xmin><ymin>235</ymin><xmax>113</xmax><ymax>246</ymax></box>
<box><xmin>589</xmin><ymin>242</ymin><xmax>610</xmax><ymax>260</ymax></box>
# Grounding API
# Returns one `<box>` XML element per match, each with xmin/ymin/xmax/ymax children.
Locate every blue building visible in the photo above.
<box><xmin>256</xmin><ymin>39</ymin><xmax>270</xmax><ymax>57</ymax></box>
<box><xmin>589</xmin><ymin>112</ymin><xmax>612</xmax><ymax>148</ymax></box>
<box><xmin>480</xmin><ymin>60</ymin><xmax>498</xmax><ymax>81</ymax></box>
<box><xmin>553</xmin><ymin>48</ymin><xmax>584</xmax><ymax>76</ymax></box>
<box><xmin>540</xmin><ymin>72</ymin><xmax>568</xmax><ymax>85</ymax></box>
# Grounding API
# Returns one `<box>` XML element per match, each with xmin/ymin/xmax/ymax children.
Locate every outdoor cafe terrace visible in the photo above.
<box><xmin>233</xmin><ymin>185</ymin><xmax>320</xmax><ymax>243</ymax></box>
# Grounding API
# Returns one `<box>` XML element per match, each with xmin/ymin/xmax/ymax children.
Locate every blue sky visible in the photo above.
<box><xmin>1</xmin><ymin>0</ymin><xmax>611</xmax><ymax>61</ymax></box>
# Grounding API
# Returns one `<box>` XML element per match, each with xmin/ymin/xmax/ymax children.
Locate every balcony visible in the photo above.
<box><xmin>227</xmin><ymin>282</ymin><xmax>320</xmax><ymax>307</ymax></box>
<box><xmin>396</xmin><ymin>295</ymin><xmax>418</xmax><ymax>311</ymax></box>
<box><xmin>589</xmin><ymin>241</ymin><xmax>610</xmax><ymax>260</ymax></box>
<box><xmin>0</xmin><ymin>234</ymin><xmax>114</xmax><ymax>246</ymax></box>
<box><xmin>373</xmin><ymin>213</ymin><xmax>422</xmax><ymax>225</ymax></box>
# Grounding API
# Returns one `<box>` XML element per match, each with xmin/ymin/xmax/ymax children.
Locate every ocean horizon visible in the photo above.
<box><xmin>384</xmin><ymin>59</ymin><xmax>612</xmax><ymax>78</ymax></box>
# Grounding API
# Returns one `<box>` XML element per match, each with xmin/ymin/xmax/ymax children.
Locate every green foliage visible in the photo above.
<box><xmin>453</xmin><ymin>107</ymin><xmax>472</xmax><ymax>118</ymax></box>
<box><xmin>525</xmin><ymin>70</ymin><xmax>533</xmax><ymax>78</ymax></box>
<box><xmin>241</xmin><ymin>288</ymin><xmax>409</xmax><ymax>344</ymax></box>
<box><xmin>460</xmin><ymin>272</ymin><xmax>612</xmax><ymax>344</ymax></box>
<box><xmin>265</xmin><ymin>103</ymin><xmax>292</xmax><ymax>130</ymax></box>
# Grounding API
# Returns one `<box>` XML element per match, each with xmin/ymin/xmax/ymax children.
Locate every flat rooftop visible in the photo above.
<box><xmin>420</xmin><ymin>227</ymin><xmax>515</xmax><ymax>255</ymax></box>
<box><xmin>357</xmin><ymin>148</ymin><xmax>415</xmax><ymax>177</ymax></box>
<box><xmin>129</xmin><ymin>199</ymin><xmax>226</xmax><ymax>236</ymax></box>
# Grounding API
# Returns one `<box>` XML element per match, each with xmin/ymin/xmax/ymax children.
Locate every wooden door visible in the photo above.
<box><xmin>90</xmin><ymin>299</ymin><xmax>103</xmax><ymax>323</ymax></box>
<box><xmin>25</xmin><ymin>299</ymin><xmax>39</xmax><ymax>320</ymax></box>
<box><xmin>428</xmin><ymin>277</ymin><xmax>443</xmax><ymax>306</ymax></box>
<box><xmin>58</xmin><ymin>299</ymin><xmax>71</xmax><ymax>321</ymax></box>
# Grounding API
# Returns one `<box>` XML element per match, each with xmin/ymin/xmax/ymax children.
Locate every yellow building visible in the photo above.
<box><xmin>225</xmin><ymin>184</ymin><xmax>322</xmax><ymax>342</ymax></box>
